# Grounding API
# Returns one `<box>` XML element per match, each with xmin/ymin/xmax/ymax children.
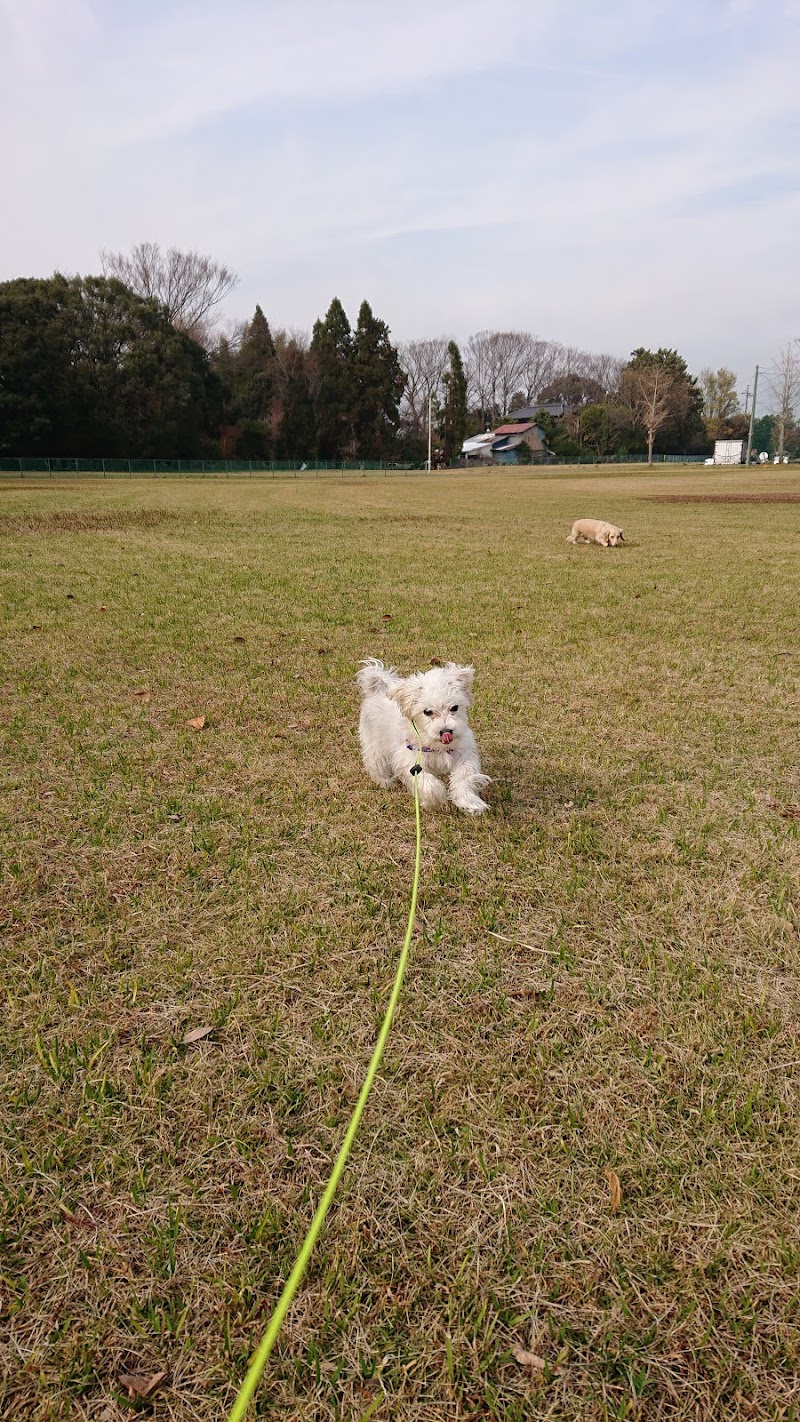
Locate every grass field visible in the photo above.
<box><xmin>2</xmin><ymin>466</ymin><xmax>799</xmax><ymax>1421</ymax></box>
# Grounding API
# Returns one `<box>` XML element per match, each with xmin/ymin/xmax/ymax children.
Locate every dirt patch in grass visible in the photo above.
<box><xmin>642</xmin><ymin>493</ymin><xmax>800</xmax><ymax>504</ymax></box>
<box><xmin>1</xmin><ymin>509</ymin><xmax>188</xmax><ymax>535</ymax></box>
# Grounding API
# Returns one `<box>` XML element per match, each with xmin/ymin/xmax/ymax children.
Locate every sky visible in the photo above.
<box><xmin>2</xmin><ymin>0</ymin><xmax>799</xmax><ymax>397</ymax></box>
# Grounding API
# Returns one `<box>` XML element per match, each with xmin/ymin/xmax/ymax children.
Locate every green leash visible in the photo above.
<box><xmin>227</xmin><ymin>739</ymin><xmax>423</xmax><ymax>1420</ymax></box>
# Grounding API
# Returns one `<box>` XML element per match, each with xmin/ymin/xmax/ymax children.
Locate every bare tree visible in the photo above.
<box><xmin>463</xmin><ymin>331</ymin><xmax>497</xmax><ymax>426</ymax></box>
<box><xmin>489</xmin><ymin>332</ymin><xmax>536</xmax><ymax>416</ymax></box>
<box><xmin>272</xmin><ymin>326</ymin><xmax>310</xmax><ymax>375</ymax></box>
<box><xmin>100</xmin><ymin>242</ymin><xmax>238</xmax><ymax>345</ymax></box>
<box><xmin>765</xmin><ymin>343</ymin><xmax>800</xmax><ymax>460</ymax></box>
<box><xmin>619</xmin><ymin>364</ymin><xmax>682</xmax><ymax>463</ymax></box>
<box><xmin>409</xmin><ymin>328</ymin><xmax>624</xmax><ymax>428</ymax></box>
<box><xmin>397</xmin><ymin>338</ymin><xmax>450</xmax><ymax>434</ymax></box>
<box><xmin>463</xmin><ymin>330</ymin><xmax>544</xmax><ymax>422</ymax></box>
<box><xmin>518</xmin><ymin>339</ymin><xmax>562</xmax><ymax>403</ymax></box>
<box><xmin>579</xmin><ymin>351</ymin><xmax>625</xmax><ymax>398</ymax></box>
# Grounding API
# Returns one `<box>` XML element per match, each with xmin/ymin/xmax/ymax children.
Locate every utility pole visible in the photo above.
<box><xmin>745</xmin><ymin>364</ymin><xmax>759</xmax><ymax>466</ymax></box>
<box><xmin>427</xmin><ymin>394</ymin><xmax>432</xmax><ymax>472</ymax></box>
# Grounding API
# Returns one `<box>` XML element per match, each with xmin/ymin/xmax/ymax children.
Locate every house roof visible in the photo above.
<box><xmin>461</xmin><ymin>433</ymin><xmax>496</xmax><ymax>452</ymax></box>
<box><xmin>510</xmin><ymin>402</ymin><xmax>566</xmax><ymax>419</ymax></box>
<box><xmin>494</xmin><ymin>421</ymin><xmax>538</xmax><ymax>436</ymax></box>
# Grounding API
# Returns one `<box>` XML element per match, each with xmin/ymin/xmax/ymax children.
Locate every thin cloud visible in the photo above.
<box><xmin>1</xmin><ymin>0</ymin><xmax>798</xmax><ymax>379</ymax></box>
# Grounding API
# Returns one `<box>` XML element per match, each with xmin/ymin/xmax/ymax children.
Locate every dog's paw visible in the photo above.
<box><xmin>417</xmin><ymin>774</ymin><xmax>449</xmax><ymax>810</ymax></box>
<box><xmin>453</xmin><ymin>791</ymin><xmax>490</xmax><ymax>814</ymax></box>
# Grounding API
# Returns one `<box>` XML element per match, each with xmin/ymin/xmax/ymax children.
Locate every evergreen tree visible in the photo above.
<box><xmin>235</xmin><ymin>306</ymin><xmax>275</xmax><ymax>417</ymax></box>
<box><xmin>310</xmin><ymin>297</ymin><xmax>355</xmax><ymax>459</ymax></box>
<box><xmin>439</xmin><ymin>340</ymin><xmax>469</xmax><ymax>462</ymax></box>
<box><xmin>352</xmin><ymin>299</ymin><xmax>405</xmax><ymax>458</ymax></box>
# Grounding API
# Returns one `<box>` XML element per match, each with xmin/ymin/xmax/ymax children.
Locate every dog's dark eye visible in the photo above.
<box><xmin>423</xmin><ymin>709</ymin><xmax>434</xmax><ymax>717</ymax></box>
<box><xmin>450</xmin><ymin>705</ymin><xmax>459</xmax><ymax>713</ymax></box>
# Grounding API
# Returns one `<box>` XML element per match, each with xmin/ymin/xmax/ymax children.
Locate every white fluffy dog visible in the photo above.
<box><xmin>568</xmin><ymin>518</ymin><xmax>625</xmax><ymax>547</ymax></box>
<box><xmin>356</xmin><ymin>658</ymin><xmax>490</xmax><ymax>813</ymax></box>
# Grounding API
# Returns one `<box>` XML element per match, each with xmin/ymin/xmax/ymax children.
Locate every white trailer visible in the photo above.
<box><xmin>713</xmin><ymin>439</ymin><xmax>745</xmax><ymax>464</ymax></box>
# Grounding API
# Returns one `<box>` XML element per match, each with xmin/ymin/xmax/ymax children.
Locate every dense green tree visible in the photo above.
<box><xmin>310</xmin><ymin>297</ymin><xmax>355</xmax><ymax>458</ymax></box>
<box><xmin>0</xmin><ymin>274</ymin><xmax>221</xmax><ymax>457</ymax></box>
<box><xmin>576</xmin><ymin>402</ymin><xmax>613</xmax><ymax>457</ymax></box>
<box><xmin>751</xmin><ymin>414</ymin><xmax>776</xmax><ymax>457</ymax></box>
<box><xmin>531</xmin><ymin>408</ymin><xmax>582</xmax><ymax>459</ymax></box>
<box><xmin>439</xmin><ymin>340</ymin><xmax>469</xmax><ymax>462</ymax></box>
<box><xmin>352</xmin><ymin>300</ymin><xmax>405</xmax><ymax>458</ymax></box>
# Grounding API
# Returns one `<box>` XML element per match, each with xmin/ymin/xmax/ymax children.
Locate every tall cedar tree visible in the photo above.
<box><xmin>0</xmin><ymin>274</ymin><xmax>220</xmax><ymax>457</ymax></box>
<box><xmin>233</xmin><ymin>305</ymin><xmax>276</xmax><ymax>457</ymax></box>
<box><xmin>310</xmin><ymin>298</ymin><xmax>355</xmax><ymax>459</ymax></box>
<box><xmin>352</xmin><ymin>300</ymin><xmax>405</xmax><ymax>458</ymax></box>
<box><xmin>439</xmin><ymin>340</ymin><xmax>469</xmax><ymax>461</ymax></box>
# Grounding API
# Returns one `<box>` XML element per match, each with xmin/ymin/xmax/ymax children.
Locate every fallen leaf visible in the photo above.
<box><xmin>187</xmin><ymin>715</ymin><xmax>206</xmax><ymax>730</ymax></box>
<box><xmin>605</xmin><ymin>1167</ymin><xmax>622</xmax><ymax>1212</ymax></box>
<box><xmin>66</xmin><ymin>592</ymin><xmax>75</xmax><ymax>600</ymax></box>
<box><xmin>98</xmin><ymin>605</ymin><xmax>107</xmax><ymax>612</ymax></box>
<box><xmin>183</xmin><ymin>1025</ymin><xmax>214</xmax><ymax>1044</ymax></box>
<box><xmin>768</xmin><ymin>799</ymin><xmax>800</xmax><ymax>821</ymax></box>
<box><xmin>513</xmin><ymin>1347</ymin><xmax>546</xmax><ymax>1371</ymax></box>
<box><xmin>167</xmin><ymin>813</ymin><xmax>181</xmax><ymax>823</ymax></box>
<box><xmin>133</xmin><ymin>688</ymin><xmax>151</xmax><ymax>699</ymax></box>
<box><xmin>382</xmin><ymin>613</ymin><xmax>392</xmax><ymax>621</ymax></box>
<box><xmin>118</xmin><ymin>1370</ymin><xmax>167</xmax><ymax>1401</ymax></box>
<box><xmin>31</xmin><ymin>624</ymin><xmax>42</xmax><ymax>631</ymax></box>
<box><xmin>233</xmin><ymin>635</ymin><xmax>246</xmax><ymax>643</ymax></box>
<box><xmin>317</xmin><ymin>646</ymin><xmax>330</xmax><ymax>655</ymax></box>
<box><xmin>429</xmin><ymin>656</ymin><xmax>443</xmax><ymax>666</ymax></box>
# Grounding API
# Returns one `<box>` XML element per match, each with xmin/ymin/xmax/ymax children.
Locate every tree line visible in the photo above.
<box><xmin>1</xmin><ymin>244</ymin><xmax>797</xmax><ymax>461</ymax></box>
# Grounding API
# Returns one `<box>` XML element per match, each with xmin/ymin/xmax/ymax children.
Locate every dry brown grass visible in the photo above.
<box><xmin>1</xmin><ymin>468</ymin><xmax>799</xmax><ymax>1420</ymax></box>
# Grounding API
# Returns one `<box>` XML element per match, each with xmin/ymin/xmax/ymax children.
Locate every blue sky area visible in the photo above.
<box><xmin>2</xmin><ymin>0</ymin><xmax>798</xmax><ymax>394</ymax></box>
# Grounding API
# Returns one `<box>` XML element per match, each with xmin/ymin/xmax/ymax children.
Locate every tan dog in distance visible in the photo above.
<box><xmin>568</xmin><ymin>518</ymin><xmax>625</xmax><ymax>547</ymax></box>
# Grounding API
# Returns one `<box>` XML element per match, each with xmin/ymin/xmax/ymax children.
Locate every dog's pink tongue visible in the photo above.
<box><xmin>441</xmin><ymin>731</ymin><xmax>453</xmax><ymax>745</ymax></box>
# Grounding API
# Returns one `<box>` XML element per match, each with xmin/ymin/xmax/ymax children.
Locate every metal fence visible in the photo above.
<box><xmin>0</xmin><ymin>453</ymin><xmax>710</xmax><ymax>478</ymax></box>
<box><xmin>0</xmin><ymin>457</ymin><xmax>410</xmax><ymax>477</ymax></box>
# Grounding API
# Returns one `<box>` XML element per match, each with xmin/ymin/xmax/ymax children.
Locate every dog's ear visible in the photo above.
<box><xmin>445</xmin><ymin>663</ymin><xmax>475</xmax><ymax>702</ymax></box>
<box><xmin>389</xmin><ymin>679</ymin><xmax>419</xmax><ymax>719</ymax></box>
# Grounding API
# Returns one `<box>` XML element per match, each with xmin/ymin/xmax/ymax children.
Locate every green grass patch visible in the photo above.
<box><xmin>2</xmin><ymin>468</ymin><xmax>799</xmax><ymax>1419</ymax></box>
